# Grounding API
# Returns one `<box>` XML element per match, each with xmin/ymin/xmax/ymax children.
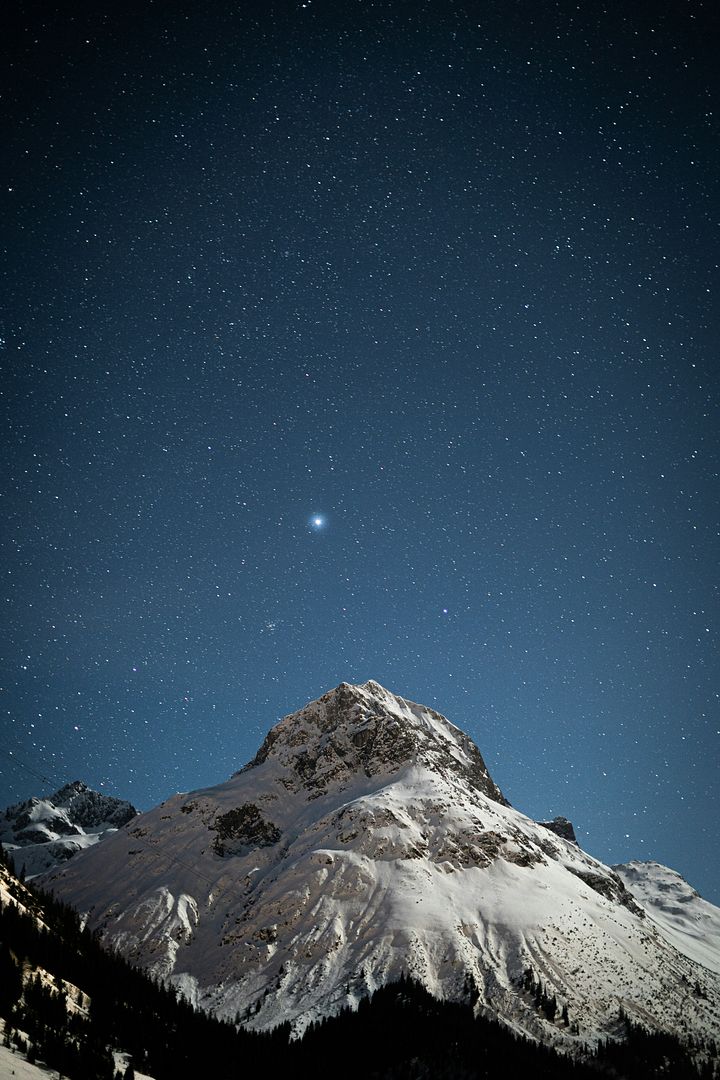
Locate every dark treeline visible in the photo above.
<box><xmin>0</xmin><ymin>847</ymin><xmax>288</xmax><ymax>1079</ymax></box>
<box><xmin>292</xmin><ymin>974</ymin><xmax>717</xmax><ymax>1080</ymax></box>
<box><xmin>0</xmin><ymin>847</ymin><xmax>716</xmax><ymax>1080</ymax></box>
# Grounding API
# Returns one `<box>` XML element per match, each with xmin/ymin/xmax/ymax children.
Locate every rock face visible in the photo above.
<box><xmin>211</xmin><ymin>804</ymin><xmax>282</xmax><ymax>857</ymax></box>
<box><xmin>43</xmin><ymin>682</ymin><xmax>720</xmax><ymax>1058</ymax></box>
<box><xmin>538</xmin><ymin>817</ymin><xmax>578</xmax><ymax>844</ymax></box>
<box><xmin>1</xmin><ymin>780</ymin><xmax>137</xmax><ymax>878</ymax></box>
<box><xmin>239</xmin><ymin>680</ymin><xmax>508</xmax><ymax>806</ymax></box>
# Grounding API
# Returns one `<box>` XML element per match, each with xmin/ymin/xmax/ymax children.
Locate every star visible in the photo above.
<box><xmin>309</xmin><ymin>515</ymin><xmax>326</xmax><ymax>531</ymax></box>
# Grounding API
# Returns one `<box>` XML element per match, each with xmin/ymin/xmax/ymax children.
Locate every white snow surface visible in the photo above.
<box><xmin>0</xmin><ymin>1040</ymin><xmax>61</xmax><ymax>1080</ymax></box>
<box><xmin>614</xmin><ymin>860</ymin><xmax>720</xmax><ymax>975</ymax></box>
<box><xmin>42</xmin><ymin>681</ymin><xmax>720</xmax><ymax>1051</ymax></box>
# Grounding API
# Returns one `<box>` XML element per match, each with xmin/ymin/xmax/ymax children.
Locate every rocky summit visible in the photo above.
<box><xmin>42</xmin><ymin>681</ymin><xmax>720</xmax><ymax>1060</ymax></box>
<box><xmin>239</xmin><ymin>679</ymin><xmax>508</xmax><ymax>805</ymax></box>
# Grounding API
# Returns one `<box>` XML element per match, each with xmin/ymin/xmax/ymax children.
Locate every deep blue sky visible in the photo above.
<box><xmin>2</xmin><ymin>2</ymin><xmax>718</xmax><ymax>901</ymax></box>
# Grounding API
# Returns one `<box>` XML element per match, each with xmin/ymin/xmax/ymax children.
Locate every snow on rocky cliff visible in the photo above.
<box><xmin>43</xmin><ymin>681</ymin><xmax>720</xmax><ymax>1052</ymax></box>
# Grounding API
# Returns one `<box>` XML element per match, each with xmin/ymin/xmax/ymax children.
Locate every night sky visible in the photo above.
<box><xmin>2</xmin><ymin>2</ymin><xmax>719</xmax><ymax>902</ymax></box>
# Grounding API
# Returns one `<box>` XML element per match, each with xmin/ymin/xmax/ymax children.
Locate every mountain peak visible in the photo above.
<box><xmin>538</xmin><ymin>816</ymin><xmax>577</xmax><ymax>843</ymax></box>
<box><xmin>241</xmin><ymin>679</ymin><xmax>508</xmax><ymax>805</ymax></box>
<box><xmin>0</xmin><ymin>781</ymin><xmax>137</xmax><ymax>879</ymax></box>
<box><xmin>53</xmin><ymin>780</ymin><xmax>90</xmax><ymax>801</ymax></box>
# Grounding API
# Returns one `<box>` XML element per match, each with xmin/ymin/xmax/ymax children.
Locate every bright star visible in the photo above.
<box><xmin>310</xmin><ymin>514</ymin><xmax>325</xmax><ymax>530</ymax></box>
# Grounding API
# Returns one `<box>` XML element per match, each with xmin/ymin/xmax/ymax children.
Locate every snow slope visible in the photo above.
<box><xmin>0</xmin><ymin>1038</ymin><xmax>62</xmax><ymax>1080</ymax></box>
<box><xmin>43</xmin><ymin>681</ymin><xmax>720</xmax><ymax>1053</ymax></box>
<box><xmin>615</xmin><ymin>860</ymin><xmax>720</xmax><ymax>975</ymax></box>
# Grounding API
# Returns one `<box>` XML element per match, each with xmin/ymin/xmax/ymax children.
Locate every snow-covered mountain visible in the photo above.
<box><xmin>43</xmin><ymin>681</ymin><xmax>720</xmax><ymax>1056</ymax></box>
<box><xmin>614</xmin><ymin>860</ymin><xmax>720</xmax><ymax>976</ymax></box>
<box><xmin>1</xmin><ymin>780</ymin><xmax>137</xmax><ymax>878</ymax></box>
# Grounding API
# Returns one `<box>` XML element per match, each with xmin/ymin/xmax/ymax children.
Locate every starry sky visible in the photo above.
<box><xmin>2</xmin><ymin>1</ymin><xmax>719</xmax><ymax>902</ymax></box>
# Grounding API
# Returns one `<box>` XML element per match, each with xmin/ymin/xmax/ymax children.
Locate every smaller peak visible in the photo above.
<box><xmin>53</xmin><ymin>780</ymin><xmax>89</xmax><ymax>800</ymax></box>
<box><xmin>614</xmin><ymin>860</ymin><xmax>695</xmax><ymax>888</ymax></box>
<box><xmin>538</xmin><ymin>817</ymin><xmax>577</xmax><ymax>843</ymax></box>
<box><xmin>358</xmin><ymin>679</ymin><xmax>387</xmax><ymax>694</ymax></box>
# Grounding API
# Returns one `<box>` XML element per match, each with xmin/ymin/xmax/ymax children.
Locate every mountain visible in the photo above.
<box><xmin>0</xmin><ymin>780</ymin><xmax>138</xmax><ymax>879</ymax></box>
<box><xmin>614</xmin><ymin>860</ymin><xmax>720</xmax><ymax>975</ymax></box>
<box><xmin>42</xmin><ymin>681</ymin><xmax>720</xmax><ymax>1062</ymax></box>
<box><xmin>8</xmin><ymin>849</ymin><xmax>707</xmax><ymax>1080</ymax></box>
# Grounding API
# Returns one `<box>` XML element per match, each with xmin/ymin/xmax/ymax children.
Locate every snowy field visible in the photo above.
<box><xmin>0</xmin><ymin>1041</ymin><xmax>61</xmax><ymax>1080</ymax></box>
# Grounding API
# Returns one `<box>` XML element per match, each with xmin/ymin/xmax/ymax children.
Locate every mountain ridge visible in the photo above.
<box><xmin>0</xmin><ymin>779</ymin><xmax>138</xmax><ymax>879</ymax></box>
